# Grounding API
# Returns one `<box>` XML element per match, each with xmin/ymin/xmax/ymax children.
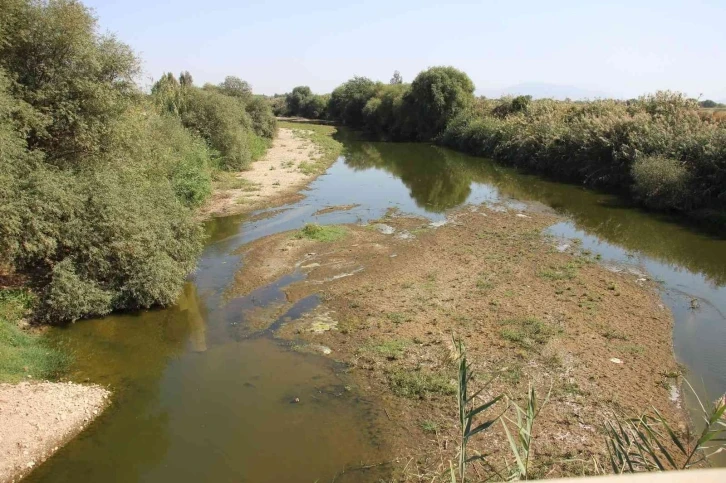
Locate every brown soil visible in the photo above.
<box><xmin>230</xmin><ymin>206</ymin><xmax>682</xmax><ymax>479</ymax></box>
<box><xmin>200</xmin><ymin>128</ymin><xmax>331</xmax><ymax>218</ymax></box>
<box><xmin>0</xmin><ymin>382</ymin><xmax>110</xmax><ymax>483</ymax></box>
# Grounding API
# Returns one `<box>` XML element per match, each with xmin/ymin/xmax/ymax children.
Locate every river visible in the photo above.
<box><xmin>28</xmin><ymin>130</ymin><xmax>726</xmax><ymax>481</ymax></box>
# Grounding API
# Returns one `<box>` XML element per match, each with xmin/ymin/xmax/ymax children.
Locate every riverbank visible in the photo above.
<box><xmin>0</xmin><ymin>287</ymin><xmax>111</xmax><ymax>483</ymax></box>
<box><xmin>230</xmin><ymin>206</ymin><xmax>683</xmax><ymax>478</ymax></box>
<box><xmin>0</xmin><ymin>382</ymin><xmax>110</xmax><ymax>483</ymax></box>
<box><xmin>199</xmin><ymin>122</ymin><xmax>342</xmax><ymax>218</ymax></box>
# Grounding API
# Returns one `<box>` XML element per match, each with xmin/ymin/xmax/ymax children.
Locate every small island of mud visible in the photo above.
<box><xmin>230</xmin><ymin>205</ymin><xmax>682</xmax><ymax>479</ymax></box>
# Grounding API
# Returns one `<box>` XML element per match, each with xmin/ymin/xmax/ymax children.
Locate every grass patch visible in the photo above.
<box><xmin>499</xmin><ymin>317</ymin><xmax>559</xmax><ymax>350</ymax></box>
<box><xmin>537</xmin><ymin>263</ymin><xmax>579</xmax><ymax>281</ymax></box>
<box><xmin>365</xmin><ymin>339</ymin><xmax>409</xmax><ymax>360</ymax></box>
<box><xmin>386</xmin><ymin>312</ymin><xmax>409</xmax><ymax>325</ymax></box>
<box><xmin>213</xmin><ymin>171</ymin><xmax>260</xmax><ymax>191</ymax></box>
<box><xmin>294</xmin><ymin>223</ymin><xmax>347</xmax><ymax>242</ymax></box>
<box><xmin>601</xmin><ymin>327</ymin><xmax>629</xmax><ymax>341</ymax></box>
<box><xmin>615</xmin><ymin>343</ymin><xmax>645</xmax><ymax>354</ymax></box>
<box><xmin>387</xmin><ymin>368</ymin><xmax>456</xmax><ymax>399</ymax></box>
<box><xmin>499</xmin><ymin>364</ymin><xmax>523</xmax><ymax>384</ymax></box>
<box><xmin>0</xmin><ymin>289</ymin><xmax>69</xmax><ymax>382</ymax></box>
<box><xmin>420</xmin><ymin>420</ymin><xmax>439</xmax><ymax>433</ymax></box>
<box><xmin>298</xmin><ymin>161</ymin><xmax>316</xmax><ymax>175</ymax></box>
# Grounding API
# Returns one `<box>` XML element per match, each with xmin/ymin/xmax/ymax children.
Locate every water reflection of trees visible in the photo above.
<box><xmin>439</xmin><ymin>148</ymin><xmax>726</xmax><ymax>288</ymax></box>
<box><xmin>343</xmin><ymin>142</ymin><xmax>473</xmax><ymax>212</ymax></box>
<box><xmin>341</xmin><ymin>138</ymin><xmax>726</xmax><ymax>287</ymax></box>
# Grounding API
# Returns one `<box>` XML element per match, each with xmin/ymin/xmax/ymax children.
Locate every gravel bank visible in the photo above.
<box><xmin>0</xmin><ymin>381</ymin><xmax>110</xmax><ymax>482</ymax></box>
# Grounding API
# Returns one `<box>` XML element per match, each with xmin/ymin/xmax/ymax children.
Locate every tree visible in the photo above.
<box><xmin>403</xmin><ymin>66</ymin><xmax>475</xmax><ymax>140</ymax></box>
<box><xmin>390</xmin><ymin>70</ymin><xmax>403</xmax><ymax>85</ymax></box>
<box><xmin>218</xmin><ymin>76</ymin><xmax>252</xmax><ymax>101</ymax></box>
<box><xmin>179</xmin><ymin>71</ymin><xmax>193</xmax><ymax>87</ymax></box>
<box><xmin>699</xmin><ymin>99</ymin><xmax>721</xmax><ymax>108</ymax></box>
<box><xmin>328</xmin><ymin>77</ymin><xmax>377</xmax><ymax>127</ymax></box>
<box><xmin>286</xmin><ymin>86</ymin><xmax>313</xmax><ymax>116</ymax></box>
<box><xmin>0</xmin><ymin>0</ymin><xmax>139</xmax><ymax>167</ymax></box>
<box><xmin>0</xmin><ymin>0</ymin><xmax>210</xmax><ymax>323</ymax></box>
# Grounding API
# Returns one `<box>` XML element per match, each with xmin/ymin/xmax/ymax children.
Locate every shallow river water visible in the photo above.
<box><xmin>29</xmin><ymin>131</ymin><xmax>726</xmax><ymax>481</ymax></box>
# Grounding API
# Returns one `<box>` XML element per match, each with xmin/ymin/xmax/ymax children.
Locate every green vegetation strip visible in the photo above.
<box><xmin>0</xmin><ymin>289</ymin><xmax>68</xmax><ymax>383</ymax></box>
<box><xmin>278</xmin><ymin>121</ymin><xmax>343</xmax><ymax>174</ymax></box>
<box><xmin>294</xmin><ymin>223</ymin><xmax>347</xmax><ymax>242</ymax></box>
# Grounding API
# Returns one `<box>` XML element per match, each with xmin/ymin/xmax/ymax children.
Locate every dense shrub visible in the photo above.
<box><xmin>329</xmin><ymin>77</ymin><xmax>377</xmax><ymax>127</ymax></box>
<box><xmin>631</xmin><ymin>156</ymin><xmax>692</xmax><ymax>210</ymax></box>
<box><xmin>267</xmin><ymin>95</ymin><xmax>287</xmax><ymax>116</ymax></box>
<box><xmin>282</xmin><ymin>86</ymin><xmax>329</xmax><ymax>119</ymax></box>
<box><xmin>362</xmin><ymin>83</ymin><xmax>408</xmax><ymax>139</ymax></box>
<box><xmin>439</xmin><ymin>92</ymin><xmax>726</xmax><ymax>216</ymax></box>
<box><xmin>286</xmin><ymin>86</ymin><xmax>313</xmax><ymax>115</ymax></box>
<box><xmin>153</xmin><ymin>72</ymin><xmax>275</xmax><ymax>170</ymax></box>
<box><xmin>0</xmin><ymin>0</ymin><xmax>139</xmax><ymax>168</ymax></box>
<box><xmin>402</xmin><ymin>66</ymin><xmax>475</xmax><ymax>141</ymax></box>
<box><xmin>0</xmin><ymin>0</ymin><xmax>212</xmax><ymax>323</ymax></box>
<box><xmin>245</xmin><ymin>96</ymin><xmax>277</xmax><ymax>139</ymax></box>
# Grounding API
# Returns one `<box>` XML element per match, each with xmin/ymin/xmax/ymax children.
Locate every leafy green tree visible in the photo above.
<box><xmin>390</xmin><ymin>70</ymin><xmax>403</xmax><ymax>85</ymax></box>
<box><xmin>302</xmin><ymin>94</ymin><xmax>329</xmax><ymax>119</ymax></box>
<box><xmin>286</xmin><ymin>86</ymin><xmax>313</xmax><ymax>116</ymax></box>
<box><xmin>0</xmin><ymin>0</ymin><xmax>139</xmax><ymax>167</ymax></box>
<box><xmin>179</xmin><ymin>71</ymin><xmax>193</xmax><ymax>87</ymax></box>
<box><xmin>403</xmin><ymin>66</ymin><xmax>475</xmax><ymax>140</ymax></box>
<box><xmin>245</xmin><ymin>96</ymin><xmax>277</xmax><ymax>138</ymax></box>
<box><xmin>328</xmin><ymin>76</ymin><xmax>377</xmax><ymax>127</ymax></box>
<box><xmin>218</xmin><ymin>76</ymin><xmax>252</xmax><ymax>101</ymax></box>
<box><xmin>0</xmin><ymin>1</ymin><xmax>212</xmax><ymax>323</ymax></box>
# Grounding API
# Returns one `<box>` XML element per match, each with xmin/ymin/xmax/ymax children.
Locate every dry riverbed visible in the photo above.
<box><xmin>200</xmin><ymin>124</ymin><xmax>342</xmax><ymax>218</ymax></box>
<box><xmin>230</xmin><ymin>206</ymin><xmax>683</xmax><ymax>479</ymax></box>
<box><xmin>0</xmin><ymin>382</ymin><xmax>110</xmax><ymax>483</ymax></box>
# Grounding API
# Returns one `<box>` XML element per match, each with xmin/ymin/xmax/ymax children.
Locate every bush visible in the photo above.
<box><xmin>153</xmin><ymin>72</ymin><xmax>274</xmax><ymax>171</ymax></box>
<box><xmin>631</xmin><ymin>156</ymin><xmax>692</xmax><ymax>210</ymax></box>
<box><xmin>282</xmin><ymin>87</ymin><xmax>329</xmax><ymax>119</ymax></box>
<box><xmin>286</xmin><ymin>86</ymin><xmax>313</xmax><ymax>115</ymax></box>
<box><xmin>0</xmin><ymin>1</ymin><xmax>209</xmax><ymax>323</ymax></box>
<box><xmin>177</xmin><ymin>87</ymin><xmax>253</xmax><ymax>170</ymax></box>
<box><xmin>0</xmin><ymin>0</ymin><xmax>139</xmax><ymax>168</ymax></box>
<box><xmin>403</xmin><ymin>66</ymin><xmax>475</xmax><ymax>141</ymax></box>
<box><xmin>245</xmin><ymin>96</ymin><xmax>277</xmax><ymax>139</ymax></box>
<box><xmin>268</xmin><ymin>95</ymin><xmax>287</xmax><ymax>116</ymax></box>
<box><xmin>329</xmin><ymin>77</ymin><xmax>377</xmax><ymax>127</ymax></box>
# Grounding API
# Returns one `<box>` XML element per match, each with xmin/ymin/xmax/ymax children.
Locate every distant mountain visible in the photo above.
<box><xmin>476</xmin><ymin>82</ymin><xmax>613</xmax><ymax>100</ymax></box>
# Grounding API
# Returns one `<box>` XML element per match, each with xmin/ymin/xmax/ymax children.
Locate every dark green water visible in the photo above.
<box><xmin>29</xmin><ymin>133</ymin><xmax>726</xmax><ymax>481</ymax></box>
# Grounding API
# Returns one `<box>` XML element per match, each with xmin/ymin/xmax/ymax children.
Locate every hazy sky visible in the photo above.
<box><xmin>86</xmin><ymin>0</ymin><xmax>726</xmax><ymax>100</ymax></box>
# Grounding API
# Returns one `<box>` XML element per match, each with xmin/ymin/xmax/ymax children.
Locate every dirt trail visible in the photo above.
<box><xmin>200</xmin><ymin>128</ymin><xmax>327</xmax><ymax>218</ymax></box>
<box><xmin>230</xmin><ymin>206</ymin><xmax>684</xmax><ymax>479</ymax></box>
<box><xmin>0</xmin><ymin>382</ymin><xmax>110</xmax><ymax>483</ymax></box>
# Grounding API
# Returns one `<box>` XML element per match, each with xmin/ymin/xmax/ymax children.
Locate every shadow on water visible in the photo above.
<box><xmin>30</xmin><ymin>128</ymin><xmax>726</xmax><ymax>480</ymax></box>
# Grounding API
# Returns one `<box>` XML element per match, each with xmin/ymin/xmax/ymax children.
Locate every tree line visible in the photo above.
<box><xmin>275</xmin><ymin>69</ymin><xmax>726</xmax><ymax>226</ymax></box>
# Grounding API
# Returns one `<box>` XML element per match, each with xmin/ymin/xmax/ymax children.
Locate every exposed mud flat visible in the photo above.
<box><xmin>0</xmin><ymin>382</ymin><xmax>110</xmax><ymax>483</ymax></box>
<box><xmin>231</xmin><ymin>205</ymin><xmax>682</xmax><ymax>478</ymax></box>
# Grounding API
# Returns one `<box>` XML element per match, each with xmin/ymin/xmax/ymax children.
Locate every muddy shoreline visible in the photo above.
<box><xmin>230</xmin><ymin>206</ymin><xmax>684</xmax><ymax>478</ymax></box>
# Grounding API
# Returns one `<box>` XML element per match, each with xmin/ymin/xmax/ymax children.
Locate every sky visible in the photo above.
<box><xmin>85</xmin><ymin>0</ymin><xmax>726</xmax><ymax>100</ymax></box>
